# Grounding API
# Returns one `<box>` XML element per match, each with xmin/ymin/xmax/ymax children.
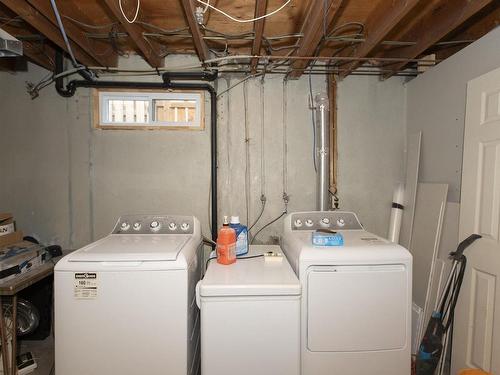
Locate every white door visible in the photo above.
<box><xmin>452</xmin><ymin>67</ymin><xmax>500</xmax><ymax>373</ymax></box>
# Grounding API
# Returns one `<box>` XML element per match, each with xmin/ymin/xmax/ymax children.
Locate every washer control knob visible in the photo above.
<box><xmin>133</xmin><ymin>222</ymin><xmax>142</xmax><ymax>231</ymax></box>
<box><xmin>305</xmin><ymin>219</ymin><xmax>314</xmax><ymax>227</ymax></box>
<box><xmin>294</xmin><ymin>219</ymin><xmax>303</xmax><ymax>228</ymax></box>
<box><xmin>168</xmin><ymin>222</ymin><xmax>178</xmax><ymax>231</ymax></box>
<box><xmin>336</xmin><ymin>218</ymin><xmax>345</xmax><ymax>227</ymax></box>
<box><xmin>120</xmin><ymin>222</ymin><xmax>130</xmax><ymax>231</ymax></box>
<box><xmin>150</xmin><ymin>220</ymin><xmax>161</xmax><ymax>231</ymax></box>
<box><xmin>320</xmin><ymin>218</ymin><xmax>330</xmax><ymax>226</ymax></box>
<box><xmin>180</xmin><ymin>222</ymin><xmax>190</xmax><ymax>231</ymax></box>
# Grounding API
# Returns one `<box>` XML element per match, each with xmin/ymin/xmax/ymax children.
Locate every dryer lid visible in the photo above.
<box><xmin>68</xmin><ymin>235</ymin><xmax>190</xmax><ymax>262</ymax></box>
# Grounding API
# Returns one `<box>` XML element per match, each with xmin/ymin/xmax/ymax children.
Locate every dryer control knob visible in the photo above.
<box><xmin>294</xmin><ymin>219</ymin><xmax>303</xmax><ymax>228</ymax></box>
<box><xmin>120</xmin><ymin>222</ymin><xmax>130</xmax><ymax>231</ymax></box>
<box><xmin>180</xmin><ymin>222</ymin><xmax>190</xmax><ymax>231</ymax></box>
<box><xmin>150</xmin><ymin>221</ymin><xmax>161</xmax><ymax>231</ymax></box>
<box><xmin>336</xmin><ymin>218</ymin><xmax>345</xmax><ymax>227</ymax></box>
<box><xmin>305</xmin><ymin>219</ymin><xmax>314</xmax><ymax>227</ymax></box>
<box><xmin>168</xmin><ymin>222</ymin><xmax>178</xmax><ymax>231</ymax></box>
<box><xmin>133</xmin><ymin>222</ymin><xmax>141</xmax><ymax>231</ymax></box>
<box><xmin>320</xmin><ymin>218</ymin><xmax>330</xmax><ymax>226</ymax></box>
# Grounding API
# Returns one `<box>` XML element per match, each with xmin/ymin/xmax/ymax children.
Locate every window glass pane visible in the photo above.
<box><xmin>153</xmin><ymin>99</ymin><xmax>197</xmax><ymax>124</ymax></box>
<box><xmin>107</xmin><ymin>99</ymin><xmax>149</xmax><ymax>123</ymax></box>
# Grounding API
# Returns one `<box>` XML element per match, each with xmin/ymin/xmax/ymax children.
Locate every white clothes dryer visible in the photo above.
<box><xmin>282</xmin><ymin>211</ymin><xmax>412</xmax><ymax>375</ymax></box>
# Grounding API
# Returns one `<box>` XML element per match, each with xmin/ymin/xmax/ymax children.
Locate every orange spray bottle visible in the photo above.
<box><xmin>216</xmin><ymin>216</ymin><xmax>237</xmax><ymax>265</ymax></box>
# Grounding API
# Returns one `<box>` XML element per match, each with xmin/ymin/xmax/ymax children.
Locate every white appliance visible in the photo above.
<box><xmin>197</xmin><ymin>245</ymin><xmax>301</xmax><ymax>375</ymax></box>
<box><xmin>282</xmin><ymin>211</ymin><xmax>412</xmax><ymax>375</ymax></box>
<box><xmin>55</xmin><ymin>215</ymin><xmax>203</xmax><ymax>375</ymax></box>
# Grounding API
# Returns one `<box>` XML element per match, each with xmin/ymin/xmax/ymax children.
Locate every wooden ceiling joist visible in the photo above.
<box><xmin>250</xmin><ymin>0</ymin><xmax>268</xmax><ymax>74</ymax></box>
<box><xmin>180</xmin><ymin>0</ymin><xmax>209</xmax><ymax>62</ymax></box>
<box><xmin>383</xmin><ymin>0</ymin><xmax>496</xmax><ymax>79</ymax></box>
<box><xmin>339</xmin><ymin>0</ymin><xmax>423</xmax><ymax>78</ymax></box>
<box><xmin>0</xmin><ymin>0</ymin><xmax>97</xmax><ymax>67</ymax></box>
<box><xmin>102</xmin><ymin>0</ymin><xmax>164</xmax><ymax>67</ymax></box>
<box><xmin>287</xmin><ymin>0</ymin><xmax>343</xmax><ymax>79</ymax></box>
<box><xmin>25</xmin><ymin>0</ymin><xmax>118</xmax><ymax>67</ymax></box>
<box><xmin>23</xmin><ymin>42</ymin><xmax>56</xmax><ymax>71</ymax></box>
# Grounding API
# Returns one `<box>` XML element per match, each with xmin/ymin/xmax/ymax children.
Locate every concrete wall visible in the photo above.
<box><xmin>337</xmin><ymin>75</ymin><xmax>407</xmax><ymax>237</ymax></box>
<box><xmin>406</xmin><ymin>26</ymin><xmax>500</xmax><ymax>202</ymax></box>
<box><xmin>0</xmin><ymin>54</ymin><xmax>407</xmax><ymax>248</ymax></box>
<box><xmin>0</xmin><ymin>56</ymin><xmax>327</xmax><ymax>248</ymax></box>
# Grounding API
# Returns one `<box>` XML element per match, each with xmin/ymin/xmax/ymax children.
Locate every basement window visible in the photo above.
<box><xmin>94</xmin><ymin>89</ymin><xmax>204</xmax><ymax>130</ymax></box>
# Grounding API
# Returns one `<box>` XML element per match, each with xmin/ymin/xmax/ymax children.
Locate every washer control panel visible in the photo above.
<box><xmin>291</xmin><ymin>212</ymin><xmax>363</xmax><ymax>231</ymax></box>
<box><xmin>113</xmin><ymin>215</ymin><xmax>194</xmax><ymax>235</ymax></box>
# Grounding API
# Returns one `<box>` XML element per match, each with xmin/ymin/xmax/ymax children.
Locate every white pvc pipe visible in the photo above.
<box><xmin>388</xmin><ymin>183</ymin><xmax>404</xmax><ymax>243</ymax></box>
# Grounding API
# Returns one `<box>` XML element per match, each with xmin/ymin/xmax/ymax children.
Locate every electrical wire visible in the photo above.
<box><xmin>137</xmin><ymin>22</ymin><xmax>189</xmax><ymax>35</ymax></box>
<box><xmin>260</xmin><ymin>80</ymin><xmax>266</xmax><ymax>200</ymax></box>
<box><xmin>50</xmin><ymin>0</ymin><xmax>84</xmax><ymax>71</ymax></box>
<box><xmin>0</xmin><ymin>15</ymin><xmax>22</xmax><ymax>28</ymax></box>
<box><xmin>206</xmin><ymin>253</ymin><xmax>266</xmax><ymax>270</ymax></box>
<box><xmin>309</xmin><ymin>63</ymin><xmax>317</xmax><ymax>172</ymax></box>
<box><xmin>119</xmin><ymin>0</ymin><xmax>140</xmax><ymax>23</ymax></box>
<box><xmin>247</xmin><ymin>80</ymin><xmax>268</xmax><ymax>234</ymax></box>
<box><xmin>202</xmin><ymin>0</ymin><xmax>210</xmax><ymax>13</ymax></box>
<box><xmin>243</xmin><ymin>80</ymin><xmax>251</xmax><ymax>228</ymax></box>
<box><xmin>206</xmin><ymin>256</ymin><xmax>217</xmax><ymax>269</ymax></box>
<box><xmin>195</xmin><ymin>0</ymin><xmax>292</xmax><ymax>23</ymax></box>
<box><xmin>282</xmin><ymin>78</ymin><xmax>289</xmax><ymax>203</ymax></box>
<box><xmin>217</xmin><ymin>73</ymin><xmax>262</xmax><ymax>98</ymax></box>
<box><xmin>250</xmin><ymin>211</ymin><xmax>287</xmax><ymax>244</ymax></box>
<box><xmin>248</xmin><ymin>198</ymin><xmax>266</xmax><ymax>232</ymax></box>
<box><xmin>63</xmin><ymin>15</ymin><xmax>117</xmax><ymax>30</ymax></box>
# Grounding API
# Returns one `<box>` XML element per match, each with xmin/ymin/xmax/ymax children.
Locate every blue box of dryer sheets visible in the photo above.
<box><xmin>312</xmin><ymin>232</ymin><xmax>344</xmax><ymax>246</ymax></box>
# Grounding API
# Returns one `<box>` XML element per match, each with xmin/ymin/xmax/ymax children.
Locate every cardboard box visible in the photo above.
<box><xmin>0</xmin><ymin>212</ymin><xmax>15</xmax><ymax>236</ymax></box>
<box><xmin>0</xmin><ymin>231</ymin><xmax>23</xmax><ymax>248</ymax></box>
<box><xmin>0</xmin><ymin>213</ymin><xmax>22</xmax><ymax>247</ymax></box>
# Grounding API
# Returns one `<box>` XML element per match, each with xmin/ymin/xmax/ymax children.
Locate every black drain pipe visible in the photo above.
<box><xmin>55</xmin><ymin>54</ymin><xmax>219</xmax><ymax>241</ymax></box>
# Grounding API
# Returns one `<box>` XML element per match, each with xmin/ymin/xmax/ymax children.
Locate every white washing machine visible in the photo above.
<box><xmin>197</xmin><ymin>245</ymin><xmax>301</xmax><ymax>375</ymax></box>
<box><xmin>282</xmin><ymin>211</ymin><xmax>412</xmax><ymax>375</ymax></box>
<box><xmin>55</xmin><ymin>215</ymin><xmax>202</xmax><ymax>375</ymax></box>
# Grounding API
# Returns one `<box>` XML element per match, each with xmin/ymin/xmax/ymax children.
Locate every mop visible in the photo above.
<box><xmin>416</xmin><ymin>234</ymin><xmax>481</xmax><ymax>375</ymax></box>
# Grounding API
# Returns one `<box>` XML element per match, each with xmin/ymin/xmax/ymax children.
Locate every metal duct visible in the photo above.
<box><xmin>0</xmin><ymin>28</ymin><xmax>22</xmax><ymax>57</ymax></box>
<box><xmin>315</xmin><ymin>93</ymin><xmax>330</xmax><ymax>211</ymax></box>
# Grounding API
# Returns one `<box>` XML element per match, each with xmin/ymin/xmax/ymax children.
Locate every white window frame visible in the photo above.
<box><xmin>95</xmin><ymin>89</ymin><xmax>204</xmax><ymax>130</ymax></box>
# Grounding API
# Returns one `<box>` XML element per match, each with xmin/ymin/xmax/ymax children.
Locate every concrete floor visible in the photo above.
<box><xmin>19</xmin><ymin>337</ymin><xmax>54</xmax><ymax>375</ymax></box>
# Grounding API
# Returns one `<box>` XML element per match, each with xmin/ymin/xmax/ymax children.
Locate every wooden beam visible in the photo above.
<box><xmin>0</xmin><ymin>0</ymin><xmax>97</xmax><ymax>67</ymax></box>
<box><xmin>287</xmin><ymin>0</ymin><xmax>342</xmax><ymax>79</ymax></box>
<box><xmin>180</xmin><ymin>0</ymin><xmax>209</xmax><ymax>62</ymax></box>
<box><xmin>102</xmin><ymin>0</ymin><xmax>164</xmax><ymax>67</ymax></box>
<box><xmin>250</xmin><ymin>0</ymin><xmax>268</xmax><ymax>74</ymax></box>
<box><xmin>383</xmin><ymin>0</ymin><xmax>495</xmax><ymax>79</ymax></box>
<box><xmin>26</xmin><ymin>0</ymin><xmax>117</xmax><ymax>67</ymax></box>
<box><xmin>339</xmin><ymin>0</ymin><xmax>423</xmax><ymax>78</ymax></box>
<box><xmin>433</xmin><ymin>3</ymin><xmax>500</xmax><ymax>61</ymax></box>
<box><xmin>23</xmin><ymin>42</ymin><xmax>55</xmax><ymax>71</ymax></box>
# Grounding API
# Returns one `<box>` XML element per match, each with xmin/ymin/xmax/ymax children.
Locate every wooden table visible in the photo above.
<box><xmin>0</xmin><ymin>261</ymin><xmax>55</xmax><ymax>375</ymax></box>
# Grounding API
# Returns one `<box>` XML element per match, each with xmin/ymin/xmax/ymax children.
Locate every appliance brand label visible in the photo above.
<box><xmin>74</xmin><ymin>272</ymin><xmax>98</xmax><ymax>299</ymax></box>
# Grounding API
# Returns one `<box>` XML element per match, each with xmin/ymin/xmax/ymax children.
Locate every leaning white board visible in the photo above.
<box><xmin>410</xmin><ymin>183</ymin><xmax>448</xmax><ymax>345</ymax></box>
<box><xmin>400</xmin><ymin>132</ymin><xmax>422</xmax><ymax>250</ymax></box>
<box><xmin>424</xmin><ymin>202</ymin><xmax>459</xmax><ymax>327</ymax></box>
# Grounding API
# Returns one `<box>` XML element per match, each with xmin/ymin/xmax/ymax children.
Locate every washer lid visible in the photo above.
<box><xmin>68</xmin><ymin>235</ymin><xmax>190</xmax><ymax>262</ymax></box>
<box><xmin>199</xmin><ymin>245</ymin><xmax>301</xmax><ymax>297</ymax></box>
